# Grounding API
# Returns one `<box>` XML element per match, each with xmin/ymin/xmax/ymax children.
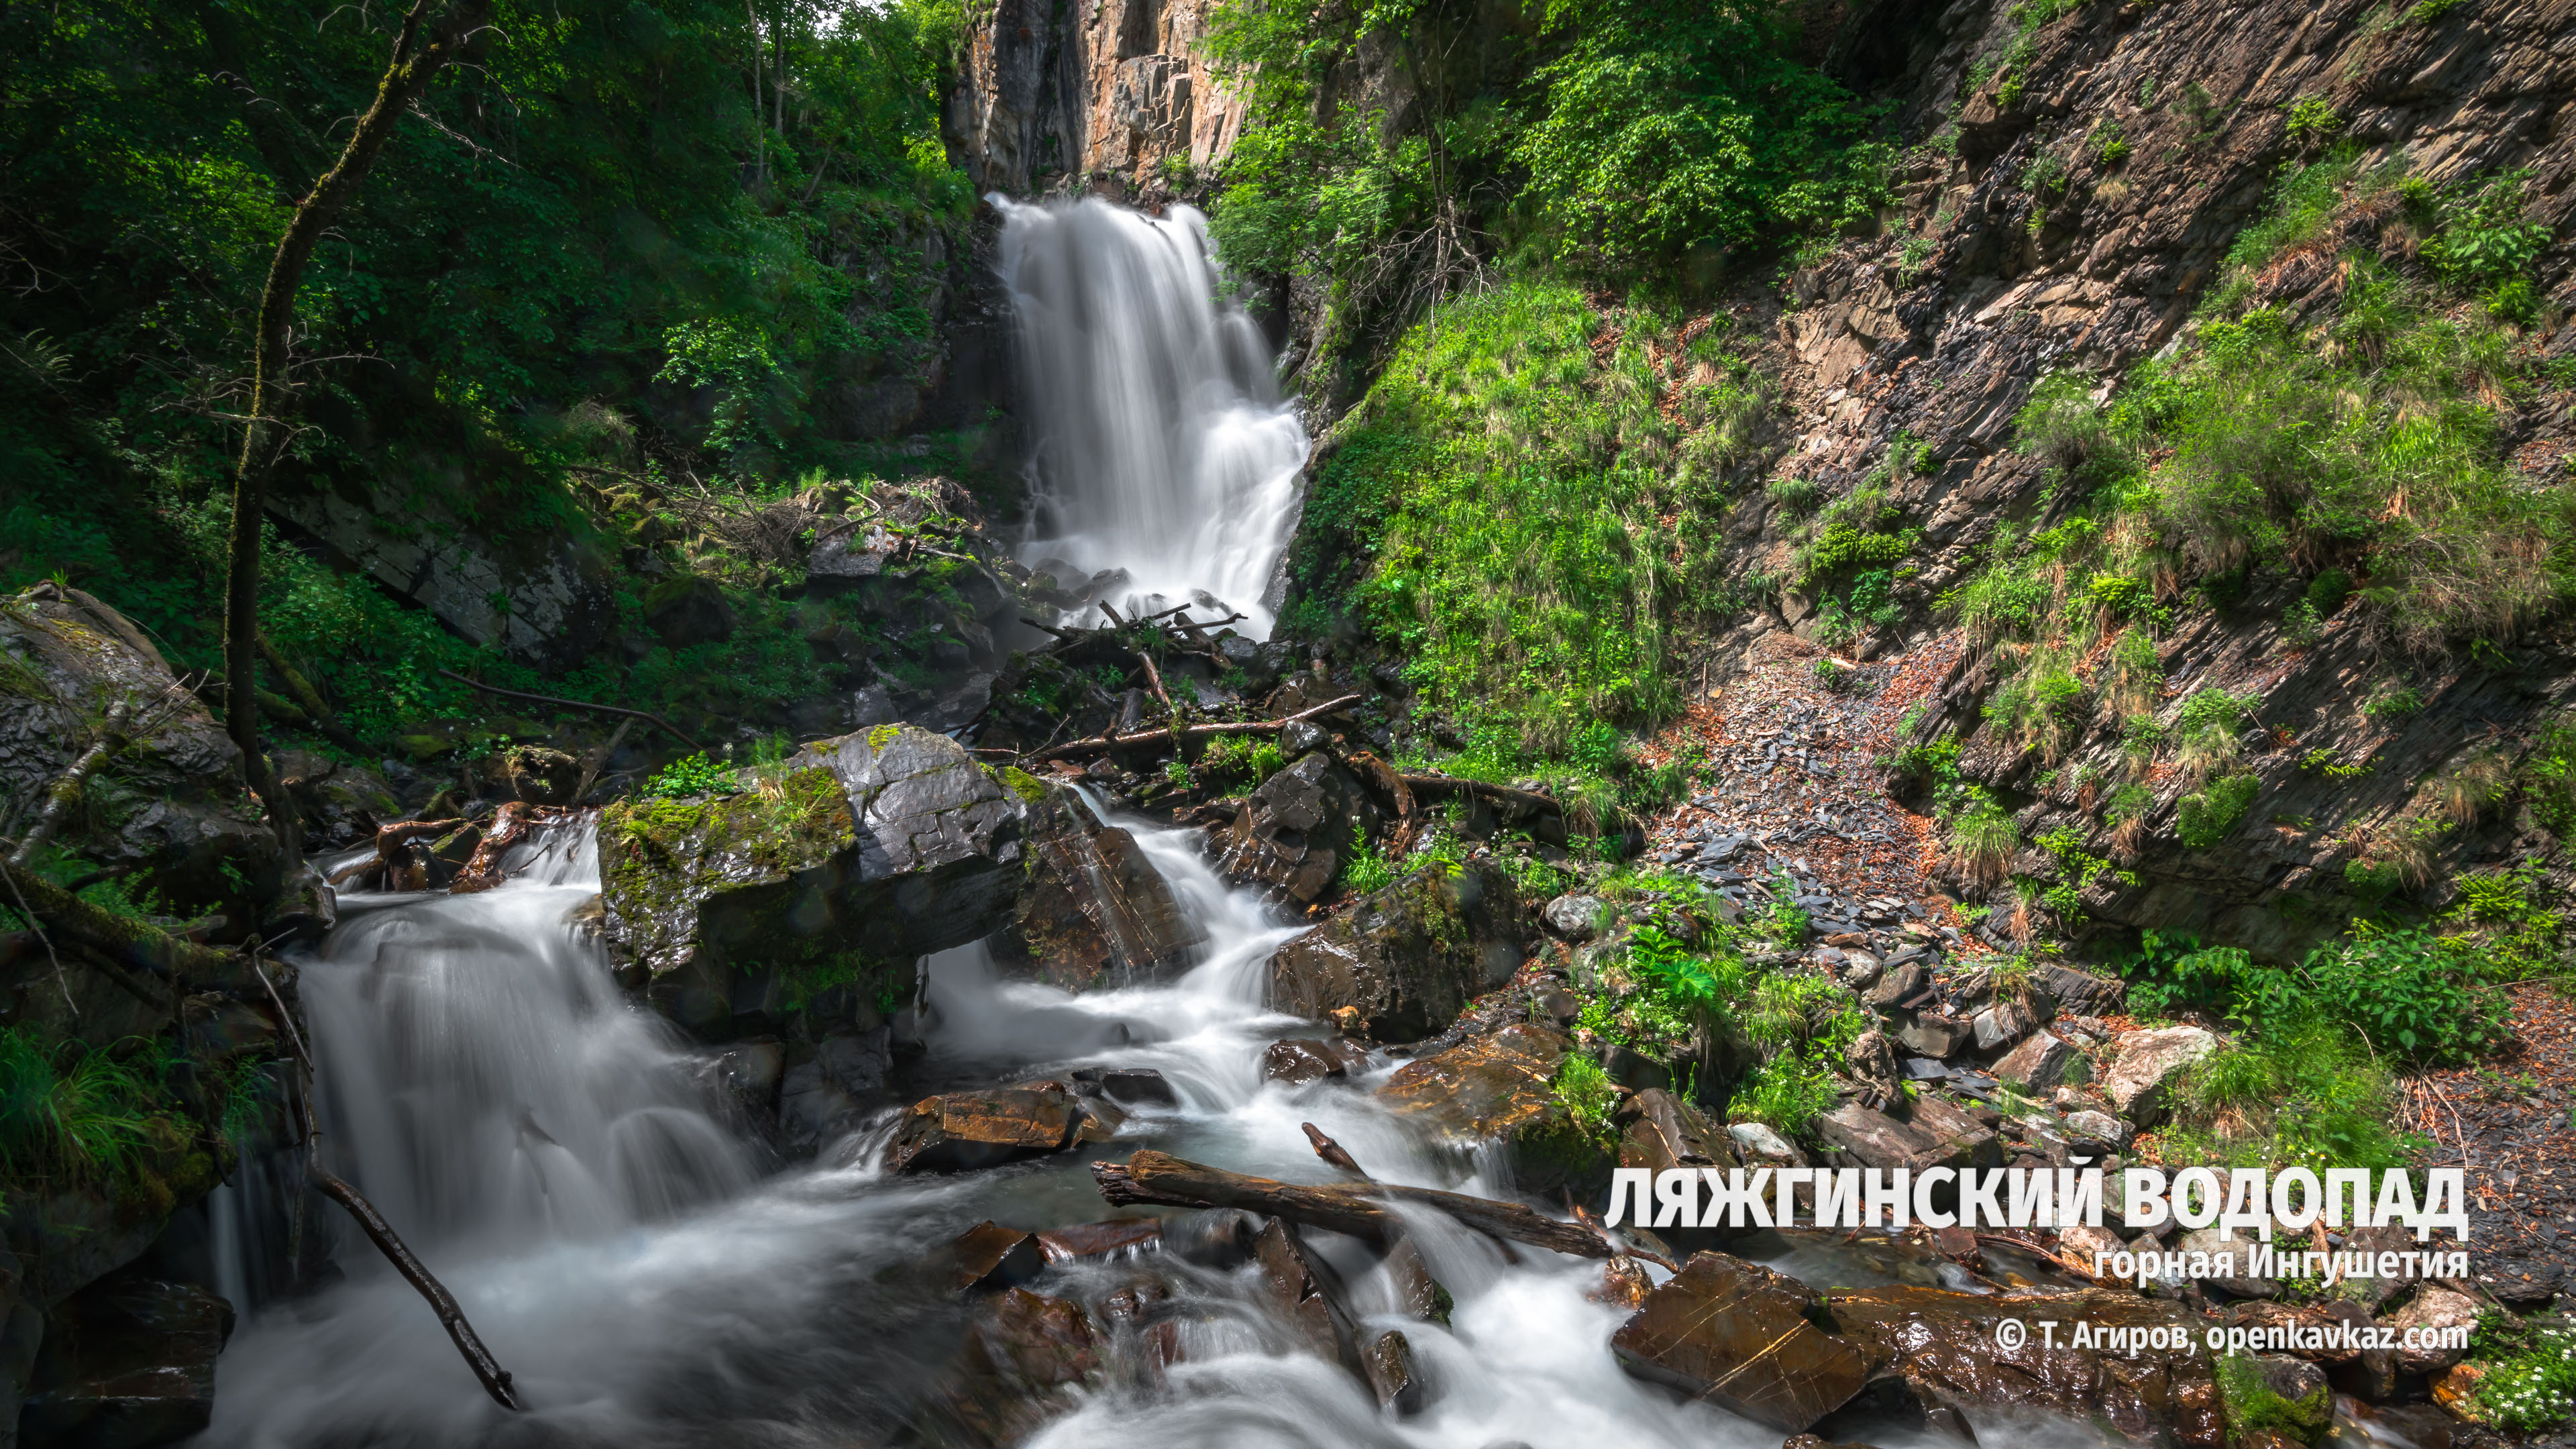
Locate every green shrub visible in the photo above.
<box><xmin>1340</xmin><ymin>823</ymin><xmax>1399</xmax><ymax>895</ymax></box>
<box><xmin>2176</xmin><ymin>688</ymin><xmax>2259</xmax><ymax>737</ymax></box>
<box><xmin>645</xmin><ymin>753</ymin><xmax>741</xmax><ymax>800</ymax></box>
<box><xmin>2528</xmin><ymin>721</ymin><xmax>2576</xmax><ymax>835</ymax></box>
<box><xmin>2284</xmin><ymin>97</ymin><xmax>2343</xmax><ymax>150</ymax></box>
<box><xmin>1947</xmin><ymin>801</ymin><xmax>2021</xmax><ymax>888</ymax></box>
<box><xmin>1549</xmin><ymin>1053</ymin><xmax>1623</xmax><ymax>1150</ymax></box>
<box><xmin>2477</xmin><ymin>1326</ymin><xmax>2576</xmax><ymax>1434</ymax></box>
<box><xmin>2171</xmin><ymin>1014</ymin><xmax>2416</xmax><ymax>1173</ymax></box>
<box><xmin>2176</xmin><ymin>773</ymin><xmax>2260</xmax><ymax>849</ymax></box>
<box><xmin>2304</xmin><ymin>928</ymin><xmax>2510</xmax><ymax>1064</ymax></box>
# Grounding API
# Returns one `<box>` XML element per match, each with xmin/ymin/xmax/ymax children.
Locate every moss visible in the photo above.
<box><xmin>599</xmin><ymin>763</ymin><xmax>859</xmax><ymax>973</ymax></box>
<box><xmin>2215</xmin><ymin>1352</ymin><xmax>2332</xmax><ymax>1442</ymax></box>
<box><xmin>866</xmin><ymin>723</ymin><xmax>903</xmax><ymax>753</ymax></box>
<box><xmin>999</xmin><ymin>765</ymin><xmax>1053</xmax><ymax>806</ymax></box>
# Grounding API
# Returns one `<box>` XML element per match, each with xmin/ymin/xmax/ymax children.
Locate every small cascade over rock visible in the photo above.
<box><xmin>998</xmin><ymin>197</ymin><xmax>1307</xmax><ymax>637</ymax></box>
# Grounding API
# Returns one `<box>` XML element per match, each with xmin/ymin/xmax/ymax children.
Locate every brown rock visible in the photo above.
<box><xmin>886</xmin><ymin>1088</ymin><xmax>1079</xmax><ymax>1172</ymax></box>
<box><xmin>1211</xmin><ymin>753</ymin><xmax>1382</xmax><ymax>902</ymax></box>
<box><xmin>18</xmin><ymin>1277</ymin><xmax>232</xmax><ymax>1449</ymax></box>
<box><xmin>2102</xmin><ymin>1026</ymin><xmax>2217</xmax><ymax>1128</ymax></box>
<box><xmin>2388</xmin><ymin>1287</ymin><xmax>2479</xmax><ymax>1374</ymax></box>
<box><xmin>1812</xmin><ymin>1100</ymin><xmax>1999</xmax><ymax>1177</ymax></box>
<box><xmin>992</xmin><ymin>784</ymin><xmax>1203</xmax><ymax>990</ymax></box>
<box><xmin>1036</xmin><ymin>1218</ymin><xmax>1162</xmax><ymax>1263</ymax></box>
<box><xmin>1362</xmin><ymin>1328</ymin><xmax>1424</xmax><ymax>1414</ymax></box>
<box><xmin>1252</xmin><ymin>1219</ymin><xmax>1361</xmax><ymax>1375</ymax></box>
<box><xmin>944</xmin><ymin>1222</ymin><xmax>1046</xmax><ymax>1293</ymax></box>
<box><xmin>928</xmin><ymin>1289</ymin><xmax>1101</xmax><ymax>1448</ymax></box>
<box><xmin>1267</xmin><ymin>862</ymin><xmax>1527</xmax><ymax>1041</ymax></box>
<box><xmin>1382</xmin><ymin>1236</ymin><xmax>1450</xmax><ymax>1323</ymax></box>
<box><xmin>1618</xmin><ymin>1087</ymin><xmax>1728</xmax><ymax>1172</ymax></box>
<box><xmin>1263</xmin><ymin>1037</ymin><xmax>1371</xmax><ymax>1085</ymax></box>
<box><xmin>1611</xmin><ymin>1252</ymin><xmax>1876</xmax><ymax>1432</ymax></box>
<box><xmin>1990</xmin><ymin>1030</ymin><xmax>2081</xmax><ymax>1090</ymax></box>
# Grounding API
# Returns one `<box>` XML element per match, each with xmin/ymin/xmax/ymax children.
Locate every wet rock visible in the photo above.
<box><xmin>1036</xmin><ymin>1218</ymin><xmax>1161</xmax><ymax>1263</ymax></box>
<box><xmin>642</xmin><ymin>574</ymin><xmax>736</xmax><ymax>647</ymax></box>
<box><xmin>1267</xmin><ymin>863</ymin><xmax>1527</xmax><ymax>1042</ymax></box>
<box><xmin>1990</xmin><ymin>1030</ymin><xmax>2080</xmax><ymax>1091</ymax></box>
<box><xmin>704</xmin><ymin>1038</ymin><xmax>786</xmax><ymax>1110</ymax></box>
<box><xmin>1071</xmin><ymin>1066</ymin><xmax>1179</xmax><ymax>1106</ymax></box>
<box><xmin>2102</xmin><ymin>1026</ymin><xmax>2218</xmax><ymax>1128</ymax></box>
<box><xmin>600</xmin><ymin>724</ymin><xmax>1027</xmax><ymax>1026</ymax></box>
<box><xmin>989</xmin><ymin>779</ymin><xmax>1201</xmax><ymax>991</ymax></box>
<box><xmin>1252</xmin><ymin>1220</ymin><xmax>1362</xmax><ymax>1375</ymax></box>
<box><xmin>1381</xmin><ymin>1236</ymin><xmax>1451</xmax><ymax>1324</ymax></box>
<box><xmin>500</xmin><ymin>745</ymin><xmax>582</xmax><ymax>805</ymax></box>
<box><xmin>928</xmin><ymin>1288</ymin><xmax>1100</xmax><ymax>1448</ymax></box>
<box><xmin>1729</xmin><ymin>1122</ymin><xmax>1811</xmax><ymax>1171</ymax></box>
<box><xmin>1611</xmin><ymin>1252</ymin><xmax>1875</xmax><ymax>1432</ymax></box>
<box><xmin>1363</xmin><ymin>1328</ymin><xmax>1424</xmax><ymax>1413</ymax></box>
<box><xmin>1591</xmin><ymin>1256</ymin><xmax>1654</xmax><ymax>1311</ymax></box>
<box><xmin>943</xmin><ymin>1222</ymin><xmax>1046</xmax><ymax>1293</ymax></box>
<box><xmin>1162</xmin><ymin>1210</ymin><xmax>1263</xmax><ymax>1269</ymax></box>
<box><xmin>2387</xmin><ymin>1287</ymin><xmax>2478</xmax><ymax>1373</ymax></box>
<box><xmin>19</xmin><ymin>1276</ymin><xmax>232</xmax><ymax>1449</ymax></box>
<box><xmin>2430</xmin><ymin>1361</ymin><xmax>2483</xmax><ymax>1423</ymax></box>
<box><xmin>2214</xmin><ymin>1352</ymin><xmax>2332</xmax><ymax>1444</ymax></box>
<box><xmin>0</xmin><ymin>584</ymin><xmax>280</xmax><ymax>915</ymax></box>
<box><xmin>778</xmin><ymin>1058</ymin><xmax>867</xmax><ymax>1150</ymax></box>
<box><xmin>1542</xmin><ymin>894</ymin><xmax>1608</xmax><ymax>941</ymax></box>
<box><xmin>1619</xmin><ymin>1088</ymin><xmax>1727</xmax><ymax>1172</ymax></box>
<box><xmin>885</xmin><ymin>1087</ymin><xmax>1079</xmax><ymax>1172</ymax></box>
<box><xmin>1829</xmin><ymin>1285</ymin><xmax>2221</xmax><ymax>1445</ymax></box>
<box><xmin>1280</xmin><ymin>718</ymin><xmax>1327</xmax><ymax>757</ymax></box>
<box><xmin>1843</xmin><ymin>1030</ymin><xmax>1903</xmax><ymax>1110</ymax></box>
<box><xmin>1210</xmin><ymin>752</ymin><xmax>1383</xmax><ymax>902</ymax></box>
<box><xmin>1263</xmin><ymin>1037</ymin><xmax>1371</xmax><ymax>1085</ymax></box>
<box><xmin>1379</xmin><ymin>1024</ymin><xmax>1607</xmax><ymax>1195</ymax></box>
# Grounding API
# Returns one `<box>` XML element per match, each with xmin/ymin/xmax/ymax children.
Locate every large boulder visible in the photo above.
<box><xmin>1209</xmin><ymin>751</ymin><xmax>1383</xmax><ymax>902</ymax></box>
<box><xmin>987</xmin><ymin>780</ymin><xmax>1199</xmax><ymax>990</ymax></box>
<box><xmin>1811</xmin><ymin>1099</ymin><xmax>2000</xmax><ymax>1175</ymax></box>
<box><xmin>923</xmin><ymin>1287</ymin><xmax>1101</xmax><ymax>1448</ymax></box>
<box><xmin>2102</xmin><ymin>1026</ymin><xmax>2218</xmax><ymax>1127</ymax></box>
<box><xmin>598</xmin><ymin>724</ymin><xmax>1028</xmax><ymax>1036</ymax></box>
<box><xmin>18</xmin><ymin>1276</ymin><xmax>232</xmax><ymax>1449</ymax></box>
<box><xmin>1377</xmin><ymin>1024</ymin><xmax>1609</xmax><ymax>1194</ymax></box>
<box><xmin>0</xmin><ymin>584</ymin><xmax>279</xmax><ymax>914</ymax></box>
<box><xmin>885</xmin><ymin>1087</ymin><xmax>1083</xmax><ymax>1172</ymax></box>
<box><xmin>1267</xmin><ymin>862</ymin><xmax>1527</xmax><ymax>1042</ymax></box>
<box><xmin>1611</xmin><ymin>1252</ymin><xmax>1876</xmax><ymax>1432</ymax></box>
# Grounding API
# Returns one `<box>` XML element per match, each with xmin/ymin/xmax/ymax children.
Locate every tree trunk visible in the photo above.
<box><xmin>223</xmin><ymin>0</ymin><xmax>490</xmax><ymax>861</ymax></box>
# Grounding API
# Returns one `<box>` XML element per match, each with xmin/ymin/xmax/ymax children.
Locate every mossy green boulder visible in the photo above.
<box><xmin>598</xmin><ymin>724</ymin><xmax>1030</xmax><ymax>1034</ymax></box>
<box><xmin>2215</xmin><ymin>1350</ymin><xmax>2333</xmax><ymax>1445</ymax></box>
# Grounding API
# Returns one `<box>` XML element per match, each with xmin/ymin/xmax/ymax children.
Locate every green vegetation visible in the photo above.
<box><xmin>2123</xmin><ymin>924</ymin><xmax>2509</xmax><ymax>1069</ymax></box>
<box><xmin>2476</xmin><ymin>1323</ymin><xmax>2576</xmax><ymax>1432</ymax></box>
<box><xmin>1290</xmin><ymin>282</ymin><xmax>1745</xmax><ymax>792</ymax></box>
<box><xmin>1547</xmin><ymin>1054</ymin><xmax>1623</xmax><ymax>1152</ymax></box>
<box><xmin>645</xmin><ymin>753</ymin><xmax>743</xmax><ymax>800</ymax></box>
<box><xmin>0</xmin><ymin>0</ymin><xmax>976</xmax><ymax>757</ymax></box>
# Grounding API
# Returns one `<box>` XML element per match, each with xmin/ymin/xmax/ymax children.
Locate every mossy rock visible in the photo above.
<box><xmin>2214</xmin><ymin>1351</ymin><xmax>2332</xmax><ymax>1446</ymax></box>
<box><xmin>1267</xmin><ymin>861</ymin><xmax>1529</xmax><ymax>1042</ymax></box>
<box><xmin>598</xmin><ymin>724</ymin><xmax>1030</xmax><ymax>1035</ymax></box>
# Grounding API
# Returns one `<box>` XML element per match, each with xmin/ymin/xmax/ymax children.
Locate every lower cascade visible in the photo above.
<box><xmin>202</xmin><ymin>814</ymin><xmax>1764</xmax><ymax>1448</ymax></box>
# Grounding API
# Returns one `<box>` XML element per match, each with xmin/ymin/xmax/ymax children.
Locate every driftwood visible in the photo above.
<box><xmin>1300</xmin><ymin>1122</ymin><xmax>1368</xmax><ymax>1179</ymax></box>
<box><xmin>1022</xmin><ymin>694</ymin><xmax>1364</xmax><ymax>764</ymax></box>
<box><xmin>7</xmin><ymin>864</ymin><xmax>239</xmax><ymax>985</ymax></box>
<box><xmin>434</xmin><ymin>669</ymin><xmax>706</xmax><ymax>753</ymax></box>
<box><xmin>254</xmin><ymin>963</ymin><xmax>523</xmax><ymax>1410</ymax></box>
<box><xmin>449</xmin><ymin>804</ymin><xmax>585</xmax><ymax>894</ymax></box>
<box><xmin>1136</xmin><ymin>651</ymin><xmax>1176</xmax><ymax>716</ymax></box>
<box><xmin>1394</xmin><ymin>773</ymin><xmax>1560</xmax><ymax>818</ymax></box>
<box><xmin>1090</xmin><ymin>1150</ymin><xmax>1610</xmax><ymax>1261</ymax></box>
<box><xmin>9</xmin><ymin>701</ymin><xmax>135</xmax><ymax>869</ymax></box>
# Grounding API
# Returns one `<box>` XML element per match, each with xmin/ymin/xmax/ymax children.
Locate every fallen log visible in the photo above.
<box><xmin>1023</xmin><ymin>694</ymin><xmax>1364</xmax><ymax>764</ymax></box>
<box><xmin>9</xmin><ymin>700</ymin><xmax>135</xmax><ymax>869</ymax></box>
<box><xmin>1090</xmin><ymin>1150</ymin><xmax>1610</xmax><ymax>1260</ymax></box>
<box><xmin>1394</xmin><ymin>773</ymin><xmax>1559</xmax><ymax>818</ymax></box>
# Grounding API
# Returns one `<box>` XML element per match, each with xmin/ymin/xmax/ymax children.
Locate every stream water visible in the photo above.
<box><xmin>996</xmin><ymin>197</ymin><xmax>1308</xmax><ymax>639</ymax></box>
<box><xmin>198</xmin><ymin>811</ymin><xmax>1847</xmax><ymax>1448</ymax></box>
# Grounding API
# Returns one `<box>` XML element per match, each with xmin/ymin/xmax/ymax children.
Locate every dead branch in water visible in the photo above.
<box><xmin>254</xmin><ymin>963</ymin><xmax>524</xmax><ymax>1411</ymax></box>
<box><xmin>1090</xmin><ymin>1150</ymin><xmax>1610</xmax><ymax>1261</ymax></box>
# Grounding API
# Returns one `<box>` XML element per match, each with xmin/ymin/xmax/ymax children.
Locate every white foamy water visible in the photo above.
<box><xmin>998</xmin><ymin>197</ymin><xmax>1308</xmax><ymax>639</ymax></box>
<box><xmin>203</xmin><ymin>810</ymin><xmax>2033</xmax><ymax>1447</ymax></box>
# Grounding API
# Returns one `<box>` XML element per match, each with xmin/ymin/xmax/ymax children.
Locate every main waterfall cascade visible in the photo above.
<box><xmin>998</xmin><ymin>198</ymin><xmax>1309</xmax><ymax>639</ymax></box>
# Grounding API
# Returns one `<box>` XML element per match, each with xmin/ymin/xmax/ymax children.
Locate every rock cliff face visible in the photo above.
<box><xmin>948</xmin><ymin>0</ymin><xmax>1251</xmax><ymax>197</ymax></box>
<box><xmin>1696</xmin><ymin>0</ymin><xmax>2576</xmax><ymax>955</ymax></box>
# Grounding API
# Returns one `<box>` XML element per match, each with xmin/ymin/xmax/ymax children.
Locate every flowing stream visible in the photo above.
<box><xmin>997</xmin><ymin>197</ymin><xmax>1307</xmax><ymax>639</ymax></box>
<box><xmin>198</xmin><ymin>807</ymin><xmax>1862</xmax><ymax>1448</ymax></box>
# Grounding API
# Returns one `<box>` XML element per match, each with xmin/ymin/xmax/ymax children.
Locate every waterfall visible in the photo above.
<box><xmin>998</xmin><ymin>197</ymin><xmax>1308</xmax><ymax>638</ymax></box>
<box><xmin>208</xmin><ymin>811</ymin><xmax>1792</xmax><ymax>1446</ymax></box>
